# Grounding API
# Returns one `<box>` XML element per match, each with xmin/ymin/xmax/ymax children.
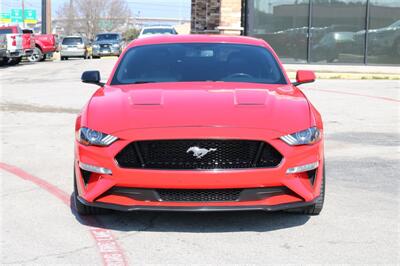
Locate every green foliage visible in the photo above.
<box><xmin>123</xmin><ymin>28</ymin><xmax>140</xmax><ymax>41</ymax></box>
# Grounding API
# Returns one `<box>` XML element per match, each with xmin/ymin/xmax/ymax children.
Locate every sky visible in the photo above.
<box><xmin>0</xmin><ymin>0</ymin><xmax>192</xmax><ymax>20</ymax></box>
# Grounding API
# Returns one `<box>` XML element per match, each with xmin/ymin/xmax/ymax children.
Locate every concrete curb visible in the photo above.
<box><xmin>286</xmin><ymin>72</ymin><xmax>400</xmax><ymax>80</ymax></box>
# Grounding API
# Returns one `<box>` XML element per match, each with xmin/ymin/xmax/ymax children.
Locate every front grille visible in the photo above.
<box><xmin>100</xmin><ymin>44</ymin><xmax>109</xmax><ymax>48</ymax></box>
<box><xmin>115</xmin><ymin>139</ymin><xmax>282</xmax><ymax>170</ymax></box>
<box><xmin>157</xmin><ymin>189</ymin><xmax>242</xmax><ymax>202</ymax></box>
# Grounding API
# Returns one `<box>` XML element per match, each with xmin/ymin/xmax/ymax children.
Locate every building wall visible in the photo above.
<box><xmin>191</xmin><ymin>0</ymin><xmax>242</xmax><ymax>35</ymax></box>
<box><xmin>191</xmin><ymin>0</ymin><xmax>221</xmax><ymax>33</ymax></box>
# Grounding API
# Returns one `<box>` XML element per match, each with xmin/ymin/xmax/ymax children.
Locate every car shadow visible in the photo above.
<box><xmin>70</xmin><ymin>194</ymin><xmax>311</xmax><ymax>233</ymax></box>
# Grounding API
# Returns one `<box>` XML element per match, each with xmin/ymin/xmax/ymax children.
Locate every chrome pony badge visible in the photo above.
<box><xmin>186</xmin><ymin>146</ymin><xmax>217</xmax><ymax>159</ymax></box>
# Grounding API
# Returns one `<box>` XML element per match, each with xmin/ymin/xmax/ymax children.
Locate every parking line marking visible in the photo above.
<box><xmin>0</xmin><ymin>162</ymin><xmax>128</xmax><ymax>266</ymax></box>
<box><xmin>311</xmin><ymin>88</ymin><xmax>400</xmax><ymax>103</ymax></box>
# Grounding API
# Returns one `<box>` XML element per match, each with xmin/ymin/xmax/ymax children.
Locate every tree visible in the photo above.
<box><xmin>56</xmin><ymin>0</ymin><xmax>131</xmax><ymax>39</ymax></box>
<box><xmin>123</xmin><ymin>28</ymin><xmax>140</xmax><ymax>41</ymax></box>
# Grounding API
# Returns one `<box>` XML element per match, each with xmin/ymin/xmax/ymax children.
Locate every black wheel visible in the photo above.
<box><xmin>28</xmin><ymin>47</ymin><xmax>43</xmax><ymax>62</ymax></box>
<box><xmin>39</xmin><ymin>54</ymin><xmax>47</xmax><ymax>62</ymax></box>
<box><xmin>73</xmin><ymin>171</ymin><xmax>106</xmax><ymax>215</ymax></box>
<box><xmin>65</xmin><ymin>57</ymin><xmax>69</xmax><ymax>60</ymax></box>
<box><xmin>286</xmin><ymin>163</ymin><xmax>325</xmax><ymax>215</ymax></box>
<box><xmin>7</xmin><ymin>57</ymin><xmax>21</xmax><ymax>65</ymax></box>
<box><xmin>0</xmin><ymin>57</ymin><xmax>6</xmax><ymax>66</ymax></box>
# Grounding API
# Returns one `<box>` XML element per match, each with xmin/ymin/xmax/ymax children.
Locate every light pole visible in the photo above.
<box><xmin>21</xmin><ymin>0</ymin><xmax>25</xmax><ymax>28</ymax></box>
<box><xmin>41</xmin><ymin>0</ymin><xmax>51</xmax><ymax>34</ymax></box>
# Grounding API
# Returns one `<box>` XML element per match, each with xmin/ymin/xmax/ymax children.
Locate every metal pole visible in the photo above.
<box><xmin>364</xmin><ymin>0</ymin><xmax>370</xmax><ymax>65</ymax></box>
<box><xmin>41</xmin><ymin>0</ymin><xmax>46</xmax><ymax>33</ymax></box>
<box><xmin>46</xmin><ymin>0</ymin><xmax>51</xmax><ymax>34</ymax></box>
<box><xmin>307</xmin><ymin>0</ymin><xmax>313</xmax><ymax>63</ymax></box>
<box><xmin>22</xmin><ymin>0</ymin><xmax>25</xmax><ymax>28</ymax></box>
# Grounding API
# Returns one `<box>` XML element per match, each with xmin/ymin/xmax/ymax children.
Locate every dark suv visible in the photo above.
<box><xmin>92</xmin><ymin>33</ymin><xmax>124</xmax><ymax>58</ymax></box>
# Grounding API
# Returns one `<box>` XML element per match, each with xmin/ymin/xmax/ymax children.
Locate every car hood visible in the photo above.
<box><xmin>83</xmin><ymin>82</ymin><xmax>311</xmax><ymax>135</ymax></box>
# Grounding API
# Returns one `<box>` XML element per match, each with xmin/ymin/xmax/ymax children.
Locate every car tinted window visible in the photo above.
<box><xmin>142</xmin><ymin>28</ymin><xmax>175</xmax><ymax>35</ymax></box>
<box><xmin>62</xmin><ymin>37</ymin><xmax>83</xmax><ymax>45</ymax></box>
<box><xmin>112</xmin><ymin>43</ymin><xmax>286</xmax><ymax>85</ymax></box>
<box><xmin>95</xmin><ymin>34</ymin><xmax>119</xmax><ymax>41</ymax></box>
<box><xmin>0</xmin><ymin>29</ymin><xmax>13</xmax><ymax>34</ymax></box>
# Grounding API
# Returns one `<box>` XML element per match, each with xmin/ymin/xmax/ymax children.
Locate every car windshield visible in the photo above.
<box><xmin>0</xmin><ymin>29</ymin><xmax>13</xmax><ymax>34</ymax></box>
<box><xmin>142</xmin><ymin>28</ymin><xmax>175</xmax><ymax>35</ymax></box>
<box><xmin>96</xmin><ymin>34</ymin><xmax>119</xmax><ymax>41</ymax></box>
<box><xmin>112</xmin><ymin>43</ymin><xmax>286</xmax><ymax>85</ymax></box>
<box><xmin>62</xmin><ymin>37</ymin><xmax>82</xmax><ymax>45</ymax></box>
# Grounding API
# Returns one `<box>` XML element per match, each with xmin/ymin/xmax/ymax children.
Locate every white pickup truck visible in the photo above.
<box><xmin>0</xmin><ymin>30</ymin><xmax>24</xmax><ymax>66</ymax></box>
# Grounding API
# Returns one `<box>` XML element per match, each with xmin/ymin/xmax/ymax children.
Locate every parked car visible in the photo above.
<box><xmin>0</xmin><ymin>34</ymin><xmax>7</xmax><ymax>65</ymax></box>
<box><xmin>92</xmin><ymin>32</ymin><xmax>124</xmax><ymax>58</ymax></box>
<box><xmin>355</xmin><ymin>20</ymin><xmax>400</xmax><ymax>58</ymax></box>
<box><xmin>60</xmin><ymin>36</ymin><xmax>91</xmax><ymax>60</ymax></box>
<box><xmin>138</xmin><ymin>26</ymin><xmax>178</xmax><ymax>38</ymax></box>
<box><xmin>311</xmin><ymin>32</ymin><xmax>356</xmax><ymax>62</ymax></box>
<box><xmin>22</xmin><ymin>29</ymin><xmax>58</xmax><ymax>62</ymax></box>
<box><xmin>0</xmin><ymin>27</ymin><xmax>24</xmax><ymax>65</ymax></box>
<box><xmin>75</xmin><ymin>35</ymin><xmax>325</xmax><ymax>216</ymax></box>
<box><xmin>0</xmin><ymin>25</ymin><xmax>34</xmax><ymax>65</ymax></box>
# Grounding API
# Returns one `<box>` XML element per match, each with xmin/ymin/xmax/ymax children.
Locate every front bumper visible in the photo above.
<box><xmin>75</xmin><ymin>127</ymin><xmax>324</xmax><ymax>211</ymax></box>
<box><xmin>77</xmin><ymin>196</ymin><xmax>317</xmax><ymax>212</ymax></box>
<box><xmin>6</xmin><ymin>49</ymin><xmax>24</xmax><ymax>58</ymax></box>
<box><xmin>61</xmin><ymin>49</ymin><xmax>86</xmax><ymax>57</ymax></box>
<box><xmin>92</xmin><ymin>47</ymin><xmax>120</xmax><ymax>56</ymax></box>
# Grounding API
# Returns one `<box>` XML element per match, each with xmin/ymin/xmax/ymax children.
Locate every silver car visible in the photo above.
<box><xmin>60</xmin><ymin>36</ymin><xmax>90</xmax><ymax>60</ymax></box>
<box><xmin>92</xmin><ymin>33</ymin><xmax>124</xmax><ymax>58</ymax></box>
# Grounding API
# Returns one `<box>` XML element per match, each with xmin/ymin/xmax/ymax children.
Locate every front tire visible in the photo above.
<box><xmin>39</xmin><ymin>54</ymin><xmax>47</xmax><ymax>62</ymax></box>
<box><xmin>73</xmin><ymin>171</ymin><xmax>105</xmax><ymax>215</ymax></box>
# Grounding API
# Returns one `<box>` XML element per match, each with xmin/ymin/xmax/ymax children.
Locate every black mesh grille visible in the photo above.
<box><xmin>157</xmin><ymin>189</ymin><xmax>242</xmax><ymax>202</ymax></box>
<box><xmin>115</xmin><ymin>139</ymin><xmax>282</xmax><ymax>170</ymax></box>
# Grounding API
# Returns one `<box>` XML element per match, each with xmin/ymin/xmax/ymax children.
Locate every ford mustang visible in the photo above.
<box><xmin>74</xmin><ymin>35</ymin><xmax>325</xmax><ymax>215</ymax></box>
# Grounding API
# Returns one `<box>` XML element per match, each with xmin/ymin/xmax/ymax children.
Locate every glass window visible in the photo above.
<box><xmin>95</xmin><ymin>34</ymin><xmax>119</xmax><ymax>41</ymax></box>
<box><xmin>141</xmin><ymin>28</ymin><xmax>177</xmax><ymax>36</ymax></box>
<box><xmin>367</xmin><ymin>0</ymin><xmax>400</xmax><ymax>64</ymax></box>
<box><xmin>310</xmin><ymin>0</ymin><xmax>367</xmax><ymax>63</ymax></box>
<box><xmin>248</xmin><ymin>0</ymin><xmax>310</xmax><ymax>63</ymax></box>
<box><xmin>111</xmin><ymin>43</ymin><xmax>286</xmax><ymax>85</ymax></box>
<box><xmin>62</xmin><ymin>37</ymin><xmax>83</xmax><ymax>45</ymax></box>
<box><xmin>0</xmin><ymin>29</ymin><xmax>13</xmax><ymax>34</ymax></box>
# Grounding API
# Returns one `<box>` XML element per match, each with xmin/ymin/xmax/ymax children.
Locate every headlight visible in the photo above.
<box><xmin>92</xmin><ymin>44</ymin><xmax>99</xmax><ymax>48</ymax></box>
<box><xmin>280</xmin><ymin>127</ymin><xmax>321</xmax><ymax>146</ymax></box>
<box><xmin>77</xmin><ymin>127</ymin><xmax>118</xmax><ymax>146</ymax></box>
<box><xmin>112</xmin><ymin>43</ymin><xmax>120</xmax><ymax>48</ymax></box>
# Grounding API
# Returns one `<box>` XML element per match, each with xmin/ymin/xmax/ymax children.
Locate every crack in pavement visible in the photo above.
<box><xmin>0</xmin><ymin>102</ymin><xmax>80</xmax><ymax>114</ymax></box>
<box><xmin>2</xmin><ymin>245</ymin><xmax>96</xmax><ymax>264</ymax></box>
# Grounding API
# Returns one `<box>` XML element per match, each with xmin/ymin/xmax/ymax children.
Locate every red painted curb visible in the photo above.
<box><xmin>0</xmin><ymin>162</ymin><xmax>128</xmax><ymax>266</ymax></box>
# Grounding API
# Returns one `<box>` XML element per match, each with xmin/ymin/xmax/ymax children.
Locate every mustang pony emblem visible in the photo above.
<box><xmin>186</xmin><ymin>146</ymin><xmax>217</xmax><ymax>159</ymax></box>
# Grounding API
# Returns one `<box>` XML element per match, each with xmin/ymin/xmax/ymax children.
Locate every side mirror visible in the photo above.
<box><xmin>81</xmin><ymin>71</ymin><xmax>105</xmax><ymax>86</ymax></box>
<box><xmin>293</xmin><ymin>70</ymin><xmax>316</xmax><ymax>86</ymax></box>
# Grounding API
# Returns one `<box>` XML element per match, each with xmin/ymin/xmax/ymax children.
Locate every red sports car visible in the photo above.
<box><xmin>74</xmin><ymin>35</ymin><xmax>325</xmax><ymax>215</ymax></box>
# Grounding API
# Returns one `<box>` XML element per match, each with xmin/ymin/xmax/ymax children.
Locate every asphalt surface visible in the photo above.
<box><xmin>1</xmin><ymin>58</ymin><xmax>399</xmax><ymax>265</ymax></box>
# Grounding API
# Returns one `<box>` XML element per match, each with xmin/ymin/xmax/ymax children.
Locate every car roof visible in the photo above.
<box><xmin>142</xmin><ymin>26</ymin><xmax>175</xmax><ymax>29</ymax></box>
<box><xmin>96</xmin><ymin>32</ymin><xmax>120</xmax><ymax>35</ymax></box>
<box><xmin>63</xmin><ymin>36</ymin><xmax>83</xmax><ymax>38</ymax></box>
<box><xmin>128</xmin><ymin>34</ymin><xmax>268</xmax><ymax>48</ymax></box>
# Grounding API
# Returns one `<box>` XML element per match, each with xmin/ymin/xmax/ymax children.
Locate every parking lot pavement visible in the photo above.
<box><xmin>1</xmin><ymin>58</ymin><xmax>399</xmax><ymax>264</ymax></box>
